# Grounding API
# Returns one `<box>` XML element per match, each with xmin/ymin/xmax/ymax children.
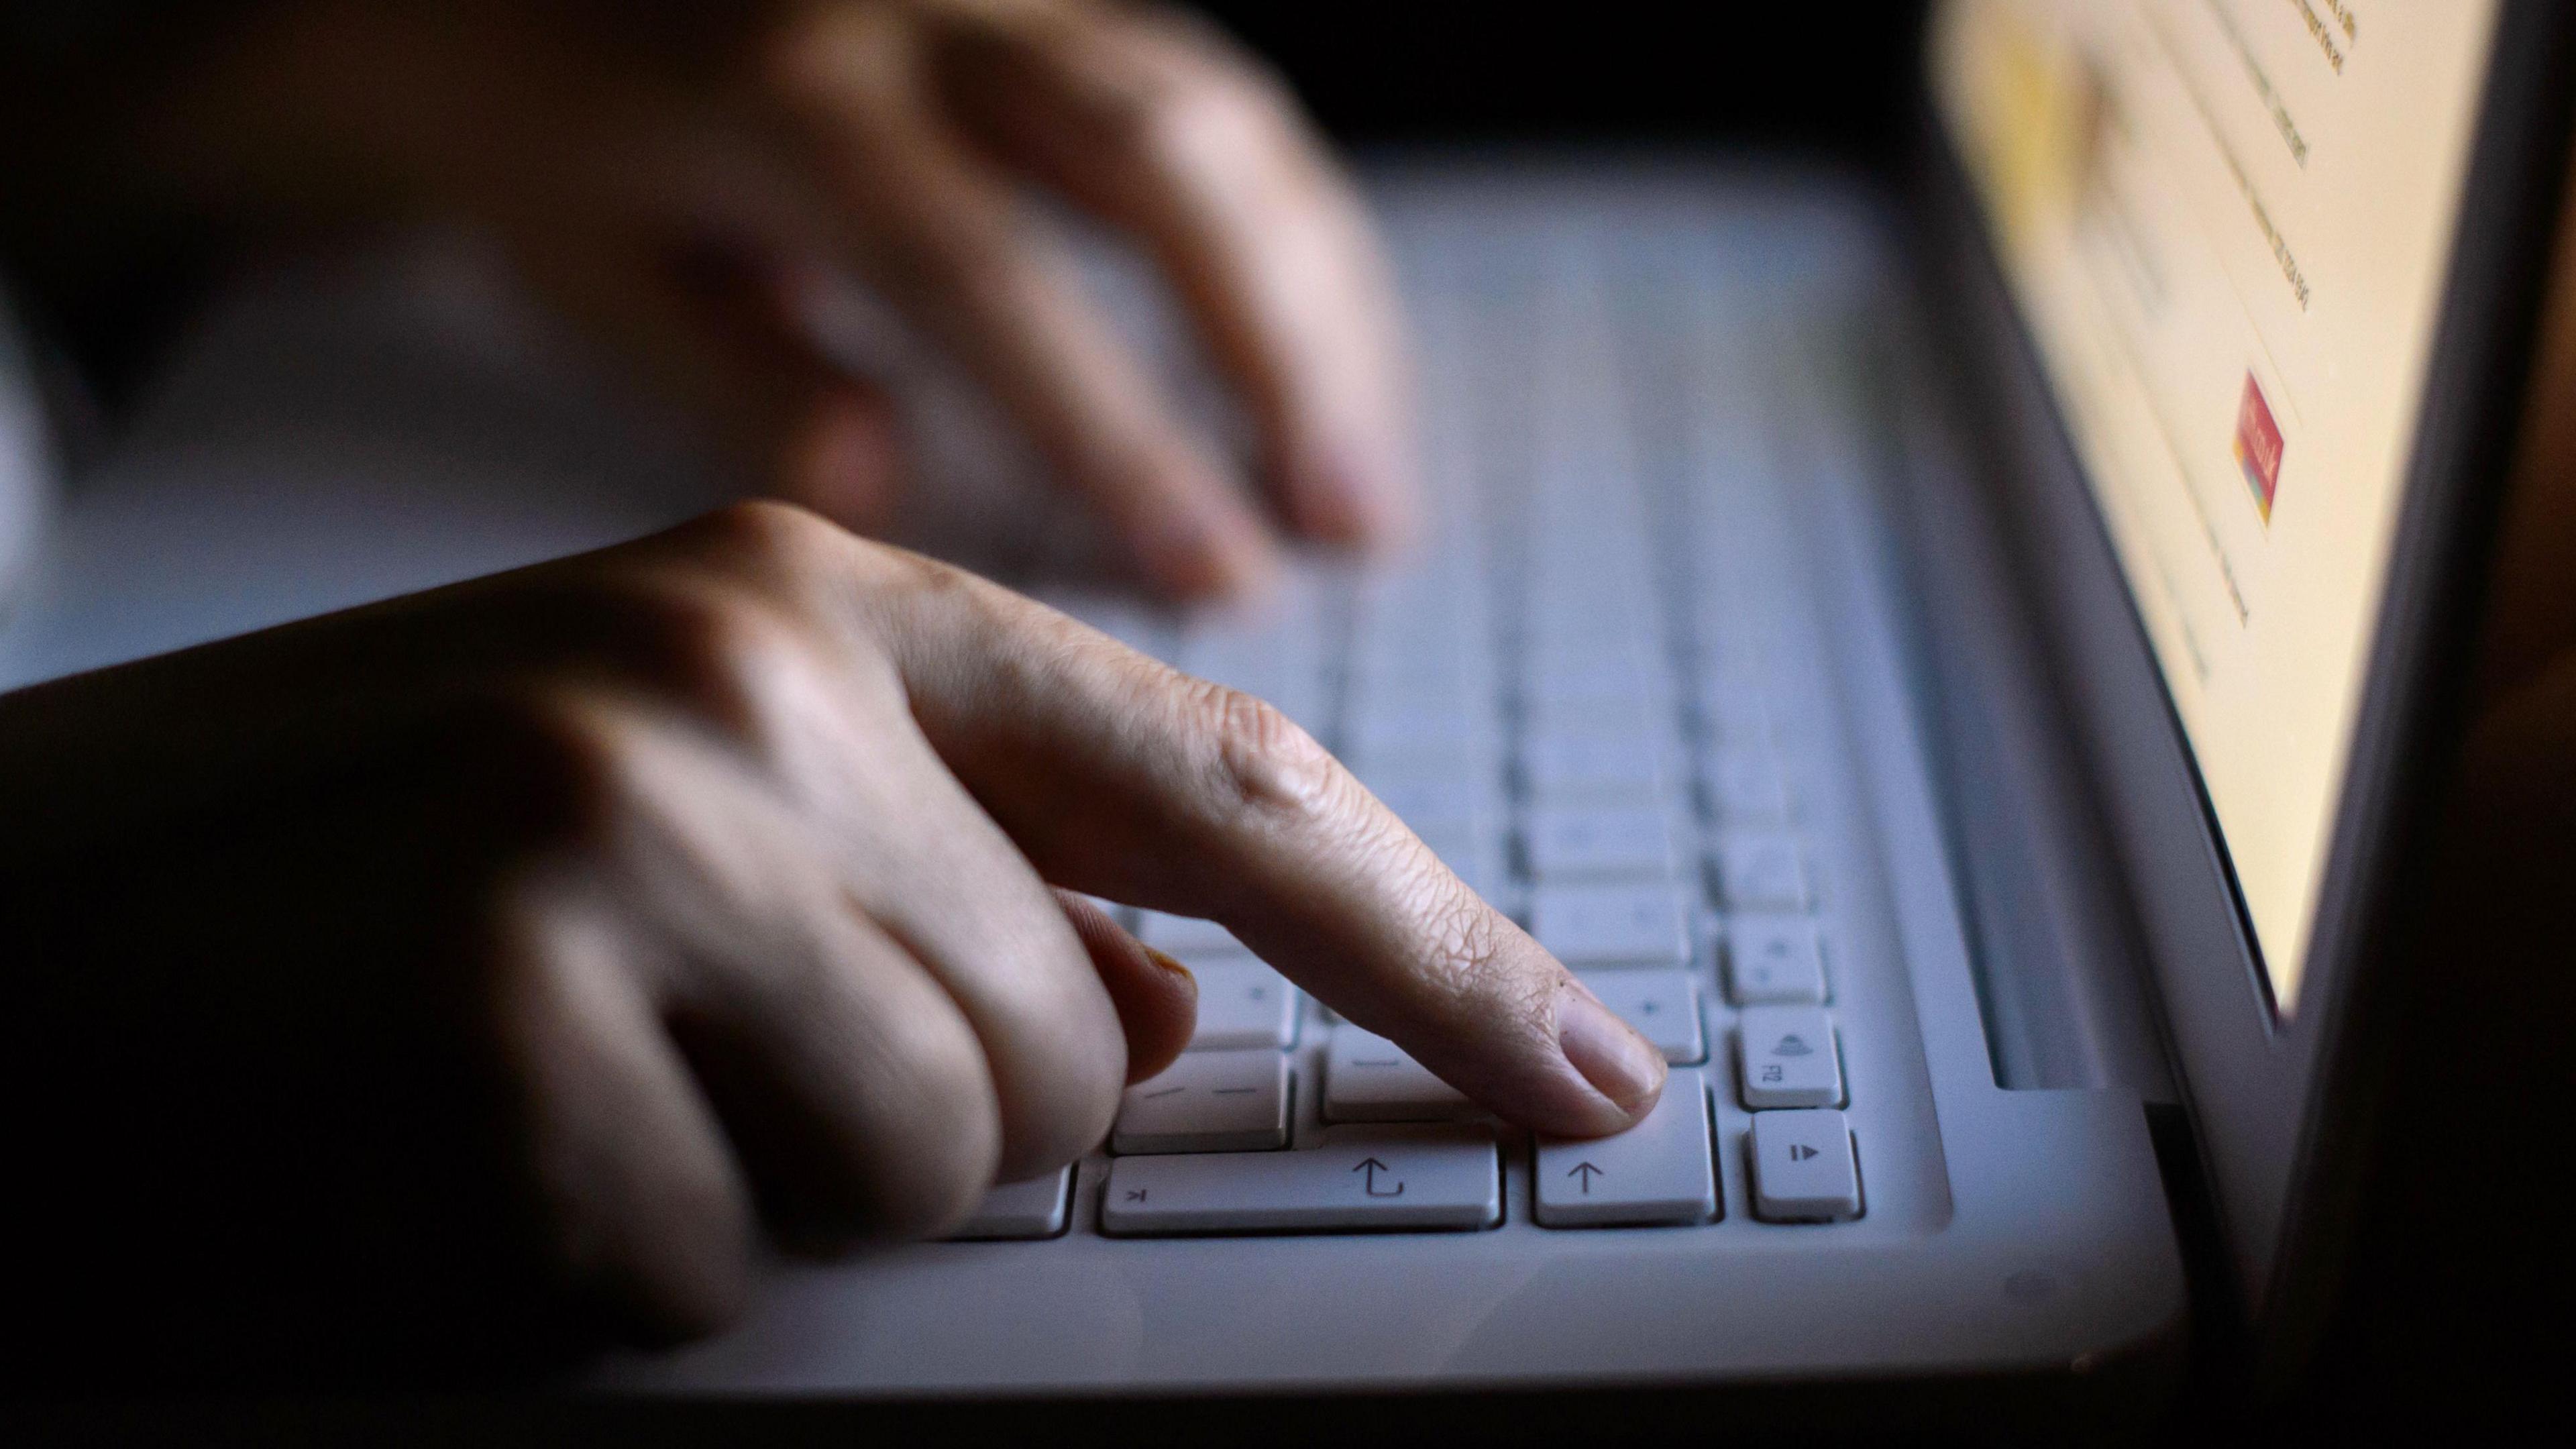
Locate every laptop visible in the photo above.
<box><xmin>0</xmin><ymin>0</ymin><xmax>2563</xmax><ymax>1425</ymax></box>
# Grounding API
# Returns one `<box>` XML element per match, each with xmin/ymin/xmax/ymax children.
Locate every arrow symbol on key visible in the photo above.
<box><xmin>1353</xmin><ymin>1157</ymin><xmax>1405</xmax><ymax>1197</ymax></box>
<box><xmin>1567</xmin><ymin>1161</ymin><xmax>1606</xmax><ymax>1195</ymax></box>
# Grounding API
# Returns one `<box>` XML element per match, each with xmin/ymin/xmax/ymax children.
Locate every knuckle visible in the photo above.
<box><xmin>615</xmin><ymin>578</ymin><xmax>822</xmax><ymax>741</ymax></box>
<box><xmin>438</xmin><ymin>685</ymin><xmax>649</xmax><ymax>847</ymax></box>
<box><xmin>681</xmin><ymin>498</ymin><xmax>853</xmax><ymax>591</ymax></box>
<box><xmin>1182</xmin><ymin>679</ymin><xmax>1340</xmax><ymax>825</ymax></box>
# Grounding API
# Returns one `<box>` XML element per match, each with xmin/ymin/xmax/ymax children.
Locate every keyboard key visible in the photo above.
<box><xmin>1726</xmin><ymin>917</ymin><xmax>1829</xmax><ymax>1005</ymax></box>
<box><xmin>1113</xmin><ymin>1050</ymin><xmax>1292</xmax><ymax>1155</ymax></box>
<box><xmin>1346</xmin><ymin>700</ymin><xmax>1493</xmax><ymax>759</ymax></box>
<box><xmin>1748</xmin><ymin>1110</ymin><xmax>1862</xmax><ymax>1222</ymax></box>
<box><xmin>1525</xmin><ymin>805</ymin><xmax>1675</xmax><ymax>881</ymax></box>
<box><xmin>1100</xmin><ymin>1124</ymin><xmax>1502</xmax><ymax>1234</ymax></box>
<box><xmin>1530</xmin><ymin>882</ymin><xmax>1690</xmax><ymax>967</ymax></box>
<box><xmin>948</xmin><ymin>1167</ymin><xmax>1071</xmax><ymax>1240</ymax></box>
<box><xmin>1536</xmin><ymin>1069</ymin><xmax>1718</xmax><ymax>1226</ymax></box>
<box><xmin>1177</xmin><ymin>582</ymin><xmax>1325</xmax><ymax>707</ymax></box>
<box><xmin>1347</xmin><ymin>651</ymin><xmax>1488</xmax><ymax>704</ymax></box>
<box><xmin>1366</xmin><ymin>776</ymin><xmax>1492</xmax><ymax>829</ymax></box>
<box><xmin>1713</xmin><ymin>835</ymin><xmax>1811</xmax><ymax>910</ymax></box>
<box><xmin>1694</xmin><ymin>627</ymin><xmax>1766</xmax><ymax>678</ymax></box>
<box><xmin>1736</xmin><ymin>1005</ymin><xmax>1844</xmax><ymax>1108</ymax></box>
<box><xmin>1138</xmin><ymin>910</ymin><xmax>1252</xmax><ymax>959</ymax></box>
<box><xmin>1577</xmin><ymin>969</ymin><xmax>1705</xmax><ymax>1063</ymax></box>
<box><xmin>1703</xmin><ymin>747</ymin><xmax>1789</xmax><ymax>824</ymax></box>
<box><xmin>1521</xmin><ymin>731</ymin><xmax>1664</xmax><ymax>802</ymax></box>
<box><xmin>1527</xmin><ymin>623</ymin><xmax>1661</xmax><ymax>668</ymax></box>
<box><xmin>1324</xmin><ymin>1026</ymin><xmax>1474</xmax><ymax>1122</ymax></box>
<box><xmin>1412</xmin><ymin>818</ymin><xmax>1501</xmax><ymax>900</ymax></box>
<box><xmin>1189</xmin><ymin>961</ymin><xmax>1301</xmax><ymax>1051</ymax></box>
<box><xmin>1693</xmin><ymin>679</ymin><xmax>1772</xmax><ymax>744</ymax></box>
<box><xmin>1523</xmin><ymin>693</ymin><xmax>1662</xmax><ymax>738</ymax></box>
<box><xmin>1527</xmin><ymin>654</ymin><xmax>1657</xmax><ymax>704</ymax></box>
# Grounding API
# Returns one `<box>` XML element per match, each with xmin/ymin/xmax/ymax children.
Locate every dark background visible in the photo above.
<box><xmin>1198</xmin><ymin>3</ymin><xmax>1929</xmax><ymax>155</ymax></box>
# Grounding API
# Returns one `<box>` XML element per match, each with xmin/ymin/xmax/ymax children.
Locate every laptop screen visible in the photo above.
<box><xmin>1930</xmin><ymin>0</ymin><xmax>2500</xmax><ymax>1014</ymax></box>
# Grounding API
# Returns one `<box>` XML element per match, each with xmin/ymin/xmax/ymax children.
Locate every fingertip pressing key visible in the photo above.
<box><xmin>1552</xmin><ymin>979</ymin><xmax>1669</xmax><ymax>1126</ymax></box>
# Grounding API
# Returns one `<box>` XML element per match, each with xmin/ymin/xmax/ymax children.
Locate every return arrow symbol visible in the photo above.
<box><xmin>1353</xmin><ymin>1157</ymin><xmax>1405</xmax><ymax>1197</ymax></box>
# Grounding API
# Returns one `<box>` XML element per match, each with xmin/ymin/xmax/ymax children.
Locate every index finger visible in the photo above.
<box><xmin>839</xmin><ymin>544</ymin><xmax>1665</xmax><ymax>1138</ymax></box>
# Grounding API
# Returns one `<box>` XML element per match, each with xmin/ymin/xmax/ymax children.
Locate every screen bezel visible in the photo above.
<box><xmin>1913</xmin><ymin>0</ymin><xmax>2575</xmax><ymax>1365</ymax></box>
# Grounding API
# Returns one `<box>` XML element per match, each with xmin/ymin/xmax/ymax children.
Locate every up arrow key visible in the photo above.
<box><xmin>1534</xmin><ymin>1069</ymin><xmax>1718</xmax><ymax>1227</ymax></box>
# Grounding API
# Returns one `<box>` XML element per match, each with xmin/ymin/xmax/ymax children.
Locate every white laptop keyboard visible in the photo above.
<box><xmin>983</xmin><ymin>206</ymin><xmax>1876</xmax><ymax>1242</ymax></box>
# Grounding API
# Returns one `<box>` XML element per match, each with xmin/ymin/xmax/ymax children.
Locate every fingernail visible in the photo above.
<box><xmin>1142</xmin><ymin>947</ymin><xmax>1197</xmax><ymax>991</ymax></box>
<box><xmin>1554</xmin><ymin>982</ymin><xmax>1666</xmax><ymax>1114</ymax></box>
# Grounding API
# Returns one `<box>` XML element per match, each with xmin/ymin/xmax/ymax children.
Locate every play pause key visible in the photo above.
<box><xmin>1748</xmin><ymin>1109</ymin><xmax>1862</xmax><ymax>1222</ymax></box>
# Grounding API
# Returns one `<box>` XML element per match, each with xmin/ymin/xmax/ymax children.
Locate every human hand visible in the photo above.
<box><xmin>0</xmin><ymin>502</ymin><xmax>1656</xmax><ymax>1381</ymax></box>
<box><xmin>144</xmin><ymin>0</ymin><xmax>1413</xmax><ymax>598</ymax></box>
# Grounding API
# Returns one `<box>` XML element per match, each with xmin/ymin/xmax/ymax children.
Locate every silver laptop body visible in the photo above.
<box><xmin>0</xmin><ymin>0</ymin><xmax>2562</xmax><ymax>1419</ymax></box>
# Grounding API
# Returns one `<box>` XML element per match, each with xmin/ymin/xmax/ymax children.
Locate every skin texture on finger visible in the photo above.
<box><xmin>925</xmin><ymin>0</ymin><xmax>1419</xmax><ymax>548</ymax></box>
<box><xmin>818</xmin><ymin>533</ymin><xmax>1666</xmax><ymax>1137</ymax></box>
<box><xmin>1057</xmin><ymin>888</ymin><xmax>1199</xmax><ymax>1083</ymax></box>
<box><xmin>758</xmin><ymin>3</ymin><xmax>1281</xmax><ymax>598</ymax></box>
